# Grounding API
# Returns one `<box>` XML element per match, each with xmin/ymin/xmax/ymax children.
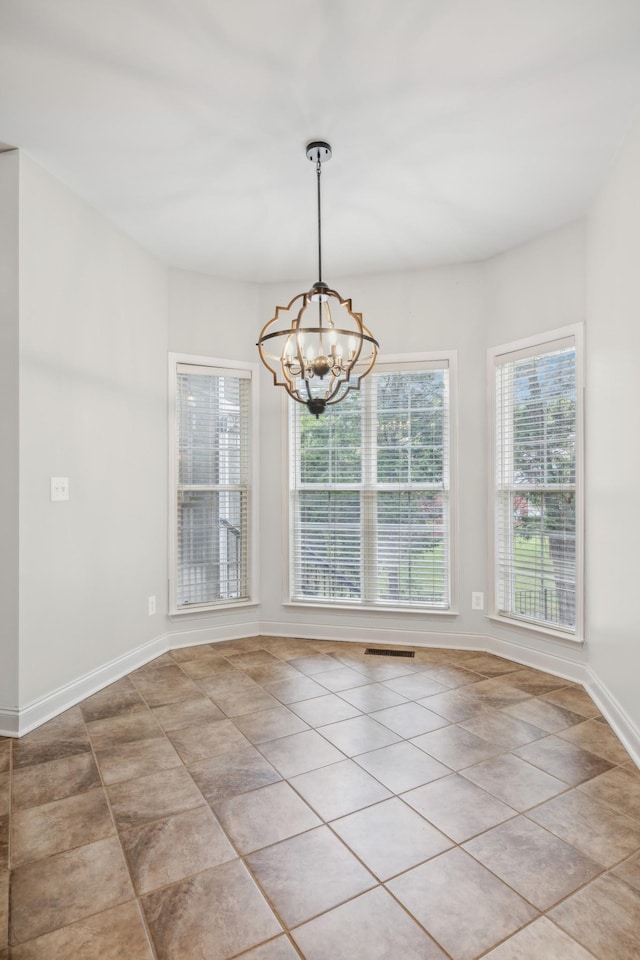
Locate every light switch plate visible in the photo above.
<box><xmin>50</xmin><ymin>477</ymin><xmax>69</xmax><ymax>501</ymax></box>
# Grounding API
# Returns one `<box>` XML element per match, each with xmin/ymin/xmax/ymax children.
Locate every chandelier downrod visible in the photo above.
<box><xmin>256</xmin><ymin>140</ymin><xmax>379</xmax><ymax>417</ymax></box>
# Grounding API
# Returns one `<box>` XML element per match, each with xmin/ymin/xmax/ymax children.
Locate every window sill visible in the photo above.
<box><xmin>169</xmin><ymin>600</ymin><xmax>260</xmax><ymax>619</ymax></box>
<box><xmin>487</xmin><ymin>613</ymin><xmax>584</xmax><ymax>646</ymax></box>
<box><xmin>284</xmin><ymin>601</ymin><xmax>459</xmax><ymax>617</ymax></box>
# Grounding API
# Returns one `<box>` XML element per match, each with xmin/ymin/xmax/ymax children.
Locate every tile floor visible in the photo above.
<box><xmin>2</xmin><ymin>637</ymin><xmax>640</xmax><ymax>959</ymax></box>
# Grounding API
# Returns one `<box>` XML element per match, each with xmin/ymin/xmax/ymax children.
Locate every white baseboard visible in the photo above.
<box><xmin>8</xmin><ymin>634</ymin><xmax>170</xmax><ymax>737</ymax></box>
<box><xmin>585</xmin><ymin>668</ymin><xmax>640</xmax><ymax>768</ymax></box>
<box><xmin>2</xmin><ymin>621</ymin><xmax>638</xmax><ymax>766</ymax></box>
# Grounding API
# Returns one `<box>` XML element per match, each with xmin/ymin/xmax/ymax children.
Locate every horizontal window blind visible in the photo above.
<box><xmin>174</xmin><ymin>363</ymin><xmax>250</xmax><ymax>609</ymax></box>
<box><xmin>494</xmin><ymin>341</ymin><xmax>576</xmax><ymax>630</ymax></box>
<box><xmin>289</xmin><ymin>363</ymin><xmax>451</xmax><ymax>608</ymax></box>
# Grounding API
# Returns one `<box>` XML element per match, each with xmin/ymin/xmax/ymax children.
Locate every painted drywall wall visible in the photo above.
<box><xmin>256</xmin><ymin>264</ymin><xmax>490</xmax><ymax>643</ymax></box>
<box><xmin>483</xmin><ymin>220</ymin><xmax>587</xmax><ymax>665</ymax></box>
<box><xmin>0</xmin><ymin>151</ymin><xmax>20</xmax><ymax>715</ymax></box>
<box><xmin>17</xmin><ymin>154</ymin><xmax>169</xmax><ymax>707</ymax></box>
<box><xmin>586</xmin><ymin>117</ymin><xmax>640</xmax><ymax>733</ymax></box>
<box><xmin>485</xmin><ymin>221</ymin><xmax>585</xmax><ymax>347</ymax></box>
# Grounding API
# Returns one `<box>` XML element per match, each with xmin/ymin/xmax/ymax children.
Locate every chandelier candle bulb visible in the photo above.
<box><xmin>257</xmin><ymin>140</ymin><xmax>379</xmax><ymax>417</ymax></box>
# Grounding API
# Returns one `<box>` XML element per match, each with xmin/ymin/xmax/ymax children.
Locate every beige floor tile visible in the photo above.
<box><xmin>502</xmin><ymin>697</ymin><xmax>587</xmax><ymax>733</ymax></box>
<box><xmin>262</xmin><ymin>675</ymin><xmax>328</xmax><ymax>704</ymax></box>
<box><xmin>12</xmin><ymin>708</ymin><xmax>90</xmax><ymax>769</ymax></box>
<box><xmin>188</xmin><ymin>745</ymin><xmax>282</xmax><ymax>804</ymax></box>
<box><xmin>578</xmin><ymin>764</ymin><xmax>640</xmax><ymax>821</ymax></box>
<box><xmin>382</xmin><ymin>673</ymin><xmax>449</xmax><ymax>700</ymax></box>
<box><xmin>558</xmin><ymin>718</ymin><xmax>631</xmax><ymax>764</ymax></box>
<box><xmin>10</xmin><ymin>836</ymin><xmax>133</xmax><ymax>945</ymax></box>
<box><xmin>178</xmin><ymin>657</ymin><xmax>239</xmax><ymax>679</ymax></box>
<box><xmin>142</xmin><ymin>859</ymin><xmax>282</xmax><ymax>960</ymax></box>
<box><xmin>289</xmin><ymin>759</ymin><xmax>391</xmax><ymax>821</ymax></box>
<box><xmin>11</xmin><ymin>752</ymin><xmax>101</xmax><ymax>810</ymax></box>
<box><xmin>514</xmin><ymin>735</ymin><xmax>614</xmax><ymax>785</ymax></box>
<box><xmin>314</xmin><ymin>667</ymin><xmax>377</xmax><ymax>693</ymax></box>
<box><xmin>528</xmin><ymin>788</ymin><xmax>640</xmax><ymax>867</ymax></box>
<box><xmin>10</xmin><ymin>900</ymin><xmax>154</xmax><ymax>960</ymax></box>
<box><xmin>0</xmin><ymin>817</ymin><xmax>6</xmax><ymax>871</ymax></box>
<box><xmin>317</xmin><ymin>715</ymin><xmax>401</xmax><ymax>756</ymax></box>
<box><xmin>370</xmin><ymin>701</ymin><xmax>450</xmax><ymax>738</ymax></box>
<box><xmin>501</xmin><ymin>668</ymin><xmax>575</xmax><ymax>697</ymax></box>
<box><xmin>95</xmin><ymin>736</ymin><xmax>182</xmax><ymax>784</ymax></box>
<box><xmin>238</xmin><ymin>937</ymin><xmax>301</xmax><ymax>960</ymax></box>
<box><xmin>418</xmin><ymin>687</ymin><xmax>491</xmax><ymax>722</ymax></box>
<box><xmin>332</xmin><ymin>797</ymin><xmax>452</xmax><ymax>879</ymax></box>
<box><xmin>130</xmin><ymin>664</ymin><xmax>202</xmax><ymax>707</ymax></box>
<box><xmin>79</xmin><ymin>677</ymin><xmax>147</xmax><ymax>723</ymax></box>
<box><xmin>459</xmin><ymin>709</ymin><xmax>546</xmax><ymax>750</ymax></box>
<box><xmin>241</xmin><ymin>662</ymin><xmax>303</xmax><ymax>685</ymax></box>
<box><xmin>458</xmin><ymin>676</ymin><xmax>533</xmax><ymax>710</ymax></box>
<box><xmin>86</xmin><ymin>711</ymin><xmax>163</xmax><ymax>751</ymax></box>
<box><xmin>292</xmin><ymin>886</ymin><xmax>447</xmax><ymax>960</ymax></box>
<box><xmin>151</xmin><ymin>695</ymin><xmax>225</xmax><ymax>731</ymax></box>
<box><xmin>613</xmin><ymin>850</ymin><xmax>640</xmax><ymax>891</ymax></box>
<box><xmin>121</xmin><ymin>805</ymin><xmax>236</xmax><ymax>894</ymax></box>
<box><xmin>12</xmin><ymin>787</ymin><xmax>114</xmax><ymax>867</ymax></box>
<box><xmin>226</xmin><ymin>649</ymin><xmax>281</xmax><ymax>669</ymax></box>
<box><xmin>354</xmin><ymin>740</ymin><xmax>451</xmax><ymax>793</ymax></box>
<box><xmin>417</xmin><ymin>664</ymin><xmax>484</xmax><ymax>688</ymax></box>
<box><xmin>213</xmin><ymin>780</ymin><xmax>321</xmax><ymax>853</ymax></box>
<box><xmin>289</xmin><ymin>694</ymin><xmax>362</xmax><ymax>726</ymax></box>
<box><xmin>205</xmin><ymin>684</ymin><xmax>283</xmax><ymax>718</ymax></box>
<box><xmin>287</xmin><ymin>654</ymin><xmax>343</xmax><ymax>675</ymax></box>
<box><xmin>107</xmin><ymin>765</ymin><xmax>205</xmax><ymax>830</ymax></box>
<box><xmin>542</xmin><ymin>686</ymin><xmax>601</xmax><ymax>718</ymax></box>
<box><xmin>411</xmin><ymin>724</ymin><xmax>500</xmax><ymax>770</ymax></box>
<box><xmin>388</xmin><ymin>847</ymin><xmax>537</xmax><ymax>960</ymax></box>
<box><xmin>464</xmin><ymin>816</ymin><xmax>601</xmax><ymax>909</ymax></box>
<box><xmin>167</xmin><ymin>718</ymin><xmax>250</xmax><ymax>763</ymax></box>
<box><xmin>130</xmin><ymin>655</ymin><xmax>175</xmax><ymax>677</ymax></box>
<box><xmin>403</xmin><ymin>773</ymin><xmax>517</xmax><ymax>842</ymax></box>
<box><xmin>233</xmin><ymin>706</ymin><xmax>309</xmax><ymax>744</ymax></box>
<box><xmin>0</xmin><ymin>873</ymin><xmax>6</xmax><ymax>952</ymax></box>
<box><xmin>0</xmin><ymin>778</ymin><xmax>6</xmax><ymax>819</ymax></box>
<box><xmin>347</xmin><ymin>660</ymin><xmax>415</xmax><ymax>682</ymax></box>
<box><xmin>462</xmin><ymin>753</ymin><xmax>567</xmax><ymax>810</ymax></box>
<box><xmin>550</xmin><ymin>873</ymin><xmax>640</xmax><ymax>960</ymax></box>
<box><xmin>246</xmin><ymin>826</ymin><xmax>375</xmax><ymax>927</ymax></box>
<box><xmin>455</xmin><ymin>653</ymin><xmax>521</xmax><ymax>677</ymax></box>
<box><xmin>168</xmin><ymin>642</ymin><xmax>222</xmax><ymax>662</ymax></box>
<box><xmin>482</xmin><ymin>917</ymin><xmax>597</xmax><ymax>959</ymax></box>
<box><xmin>0</xmin><ymin>743</ymin><xmax>9</xmax><ymax>774</ymax></box>
<box><xmin>257</xmin><ymin>729</ymin><xmax>345</xmax><ymax>778</ymax></box>
<box><xmin>335</xmin><ymin>682</ymin><xmax>407</xmax><ymax>711</ymax></box>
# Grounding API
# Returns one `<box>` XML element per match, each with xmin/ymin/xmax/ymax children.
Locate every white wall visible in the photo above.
<box><xmin>586</xmin><ymin>117</ymin><xmax>640</xmax><ymax>734</ymax></box>
<box><xmin>483</xmin><ymin>221</ymin><xmax>588</xmax><ymax>667</ymax></box>
<box><xmin>17</xmin><ymin>155</ymin><xmax>169</xmax><ymax>708</ymax></box>
<box><xmin>166</xmin><ymin>269</ymin><xmax>263</xmax><ymax>645</ymax></box>
<box><xmin>256</xmin><ymin>264</ymin><xmax>489</xmax><ymax>645</ymax></box>
<box><xmin>0</xmin><ymin>151</ymin><xmax>20</xmax><ymax>715</ymax></box>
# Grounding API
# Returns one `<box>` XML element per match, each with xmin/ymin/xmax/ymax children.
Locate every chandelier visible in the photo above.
<box><xmin>257</xmin><ymin>141</ymin><xmax>379</xmax><ymax>417</ymax></box>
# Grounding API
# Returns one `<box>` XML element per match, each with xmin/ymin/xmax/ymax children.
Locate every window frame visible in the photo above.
<box><xmin>284</xmin><ymin>351</ymin><xmax>458</xmax><ymax>614</ymax></box>
<box><xmin>487</xmin><ymin>325</ymin><xmax>584</xmax><ymax>643</ymax></box>
<box><xmin>168</xmin><ymin>352</ymin><xmax>260</xmax><ymax>616</ymax></box>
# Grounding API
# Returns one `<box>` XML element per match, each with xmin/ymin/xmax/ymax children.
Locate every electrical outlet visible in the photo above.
<box><xmin>50</xmin><ymin>477</ymin><xmax>69</xmax><ymax>501</ymax></box>
<box><xmin>471</xmin><ymin>592</ymin><xmax>484</xmax><ymax>611</ymax></box>
<box><xmin>148</xmin><ymin>595</ymin><xmax>156</xmax><ymax>616</ymax></box>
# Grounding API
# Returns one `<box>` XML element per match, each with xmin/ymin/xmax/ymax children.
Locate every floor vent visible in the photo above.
<box><xmin>364</xmin><ymin>648</ymin><xmax>415</xmax><ymax>658</ymax></box>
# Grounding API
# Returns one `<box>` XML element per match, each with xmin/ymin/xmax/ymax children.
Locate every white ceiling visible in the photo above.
<box><xmin>1</xmin><ymin>0</ymin><xmax>640</xmax><ymax>283</ymax></box>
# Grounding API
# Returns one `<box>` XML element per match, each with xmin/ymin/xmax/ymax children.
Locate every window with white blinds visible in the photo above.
<box><xmin>289</xmin><ymin>358</ymin><xmax>453</xmax><ymax>609</ymax></box>
<box><xmin>171</xmin><ymin>359</ymin><xmax>253</xmax><ymax>612</ymax></box>
<box><xmin>492</xmin><ymin>332</ymin><xmax>581</xmax><ymax>634</ymax></box>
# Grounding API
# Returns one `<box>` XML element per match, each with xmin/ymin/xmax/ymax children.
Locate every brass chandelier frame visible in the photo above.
<box><xmin>257</xmin><ymin>141</ymin><xmax>379</xmax><ymax>417</ymax></box>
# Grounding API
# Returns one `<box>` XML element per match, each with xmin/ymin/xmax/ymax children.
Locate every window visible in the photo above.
<box><xmin>169</xmin><ymin>356</ymin><xmax>257</xmax><ymax>613</ymax></box>
<box><xmin>490</xmin><ymin>328</ymin><xmax>583</xmax><ymax>636</ymax></box>
<box><xmin>288</xmin><ymin>356</ymin><xmax>454</xmax><ymax>610</ymax></box>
